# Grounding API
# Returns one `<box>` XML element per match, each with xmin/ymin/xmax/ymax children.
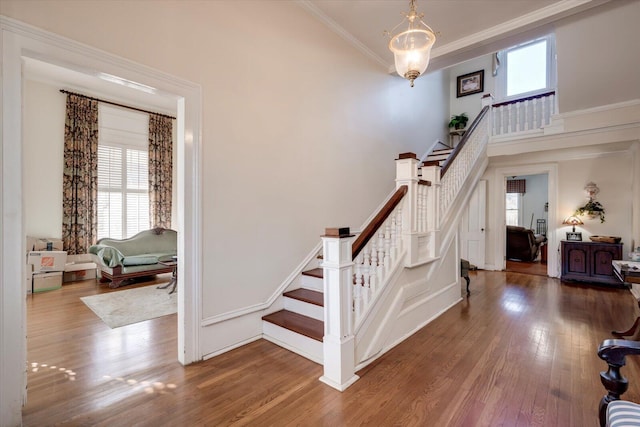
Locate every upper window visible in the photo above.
<box><xmin>97</xmin><ymin>105</ymin><xmax>150</xmax><ymax>240</ymax></box>
<box><xmin>497</xmin><ymin>35</ymin><xmax>556</xmax><ymax>101</ymax></box>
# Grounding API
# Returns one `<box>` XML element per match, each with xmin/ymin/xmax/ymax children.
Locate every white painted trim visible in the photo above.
<box><xmin>295</xmin><ymin>0</ymin><xmax>389</xmax><ymax>70</ymax></box>
<box><xmin>493</xmin><ymin>163</ymin><xmax>559</xmax><ymax>277</ymax></box>
<box><xmin>557</xmin><ymin>98</ymin><xmax>640</xmax><ymax>119</ymax></box>
<box><xmin>431</xmin><ymin>0</ymin><xmax>604</xmax><ymax>58</ymax></box>
<box><xmin>201</xmin><ymin>335</ymin><xmax>262</xmax><ymax>361</ymax></box>
<box><xmin>1</xmin><ymin>16</ymin><xmax>203</xmax><ymax>423</ymax></box>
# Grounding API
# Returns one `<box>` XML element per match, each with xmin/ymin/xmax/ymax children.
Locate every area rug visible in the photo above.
<box><xmin>80</xmin><ymin>285</ymin><xmax>177</xmax><ymax>329</ymax></box>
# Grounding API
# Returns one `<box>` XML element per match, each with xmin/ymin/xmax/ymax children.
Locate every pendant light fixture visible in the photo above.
<box><xmin>386</xmin><ymin>0</ymin><xmax>436</xmax><ymax>87</ymax></box>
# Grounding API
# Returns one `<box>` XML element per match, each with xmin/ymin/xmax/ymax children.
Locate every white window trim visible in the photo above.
<box><xmin>495</xmin><ymin>34</ymin><xmax>556</xmax><ymax>103</ymax></box>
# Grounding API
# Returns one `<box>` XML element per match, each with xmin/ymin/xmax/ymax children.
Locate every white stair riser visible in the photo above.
<box><xmin>262</xmin><ymin>321</ymin><xmax>323</xmax><ymax>364</ymax></box>
<box><xmin>284</xmin><ymin>297</ymin><xmax>324</xmax><ymax>321</ymax></box>
<box><xmin>301</xmin><ymin>275</ymin><xmax>323</xmax><ymax>292</ymax></box>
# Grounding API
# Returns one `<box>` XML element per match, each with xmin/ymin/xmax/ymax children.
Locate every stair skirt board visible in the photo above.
<box><xmin>301</xmin><ymin>275</ymin><xmax>323</xmax><ymax>292</ymax></box>
<box><xmin>263</xmin><ymin>321</ymin><xmax>323</xmax><ymax>364</ymax></box>
<box><xmin>284</xmin><ymin>297</ymin><xmax>324</xmax><ymax>321</ymax></box>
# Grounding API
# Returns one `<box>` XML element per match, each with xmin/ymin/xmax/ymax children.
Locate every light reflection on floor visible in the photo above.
<box><xmin>500</xmin><ymin>288</ymin><xmax>528</xmax><ymax>314</ymax></box>
<box><xmin>28</xmin><ymin>361</ymin><xmax>177</xmax><ymax>397</ymax></box>
<box><xmin>102</xmin><ymin>374</ymin><xmax>177</xmax><ymax>395</ymax></box>
<box><xmin>29</xmin><ymin>362</ymin><xmax>76</xmax><ymax>381</ymax></box>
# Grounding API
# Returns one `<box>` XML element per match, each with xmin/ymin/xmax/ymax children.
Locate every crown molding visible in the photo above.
<box><xmin>296</xmin><ymin>0</ymin><xmax>390</xmax><ymax>70</ymax></box>
<box><xmin>431</xmin><ymin>0</ymin><xmax>609</xmax><ymax>59</ymax></box>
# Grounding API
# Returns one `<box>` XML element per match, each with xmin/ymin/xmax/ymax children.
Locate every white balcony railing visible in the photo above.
<box><xmin>492</xmin><ymin>91</ymin><xmax>556</xmax><ymax>136</ymax></box>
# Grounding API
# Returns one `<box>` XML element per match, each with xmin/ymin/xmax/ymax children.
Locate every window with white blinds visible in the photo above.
<box><xmin>97</xmin><ymin>105</ymin><xmax>149</xmax><ymax>240</ymax></box>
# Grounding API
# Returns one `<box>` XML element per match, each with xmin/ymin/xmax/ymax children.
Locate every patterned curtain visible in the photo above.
<box><xmin>149</xmin><ymin>114</ymin><xmax>173</xmax><ymax>228</ymax></box>
<box><xmin>62</xmin><ymin>94</ymin><xmax>99</xmax><ymax>254</ymax></box>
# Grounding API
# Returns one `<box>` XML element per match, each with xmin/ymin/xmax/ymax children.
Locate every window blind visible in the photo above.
<box><xmin>506</xmin><ymin>179</ymin><xmax>526</xmax><ymax>194</ymax></box>
<box><xmin>97</xmin><ymin>105</ymin><xmax>149</xmax><ymax>240</ymax></box>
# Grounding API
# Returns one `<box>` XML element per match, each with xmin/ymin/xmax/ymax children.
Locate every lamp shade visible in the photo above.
<box><xmin>563</xmin><ymin>215</ymin><xmax>583</xmax><ymax>232</ymax></box>
<box><xmin>562</xmin><ymin>216</ymin><xmax>584</xmax><ymax>226</ymax></box>
<box><xmin>389</xmin><ymin>28</ymin><xmax>435</xmax><ymax>86</ymax></box>
<box><xmin>387</xmin><ymin>0</ymin><xmax>436</xmax><ymax>87</ymax></box>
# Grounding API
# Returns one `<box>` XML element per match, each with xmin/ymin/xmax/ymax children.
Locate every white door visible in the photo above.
<box><xmin>461</xmin><ymin>180</ymin><xmax>487</xmax><ymax>268</ymax></box>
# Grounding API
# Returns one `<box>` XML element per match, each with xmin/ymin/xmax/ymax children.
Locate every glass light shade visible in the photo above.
<box><xmin>389</xmin><ymin>28</ymin><xmax>435</xmax><ymax>87</ymax></box>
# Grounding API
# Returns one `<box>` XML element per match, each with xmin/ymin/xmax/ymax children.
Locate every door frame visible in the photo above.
<box><xmin>1</xmin><ymin>16</ymin><xmax>202</xmax><ymax>424</ymax></box>
<box><xmin>493</xmin><ymin>163</ymin><xmax>559</xmax><ymax>277</ymax></box>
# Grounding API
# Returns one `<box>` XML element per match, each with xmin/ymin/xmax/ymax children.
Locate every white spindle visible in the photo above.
<box><xmin>515</xmin><ymin>102</ymin><xmax>521</xmax><ymax>132</ymax></box>
<box><xmin>532</xmin><ymin>98</ymin><xmax>538</xmax><ymax>129</ymax></box>
<box><xmin>541</xmin><ymin>97</ymin><xmax>546</xmax><ymax>127</ymax></box>
<box><xmin>524</xmin><ymin>100</ymin><xmax>529</xmax><ymax>131</ymax></box>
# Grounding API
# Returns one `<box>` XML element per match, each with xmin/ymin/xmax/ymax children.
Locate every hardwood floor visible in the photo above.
<box><xmin>23</xmin><ymin>271</ymin><xmax>640</xmax><ymax>426</ymax></box>
<box><xmin>506</xmin><ymin>260</ymin><xmax>548</xmax><ymax>276</ymax></box>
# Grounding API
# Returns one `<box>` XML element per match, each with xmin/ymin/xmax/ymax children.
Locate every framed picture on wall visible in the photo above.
<box><xmin>456</xmin><ymin>70</ymin><xmax>484</xmax><ymax>98</ymax></box>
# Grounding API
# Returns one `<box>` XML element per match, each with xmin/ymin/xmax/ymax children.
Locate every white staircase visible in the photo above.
<box><xmin>262</xmin><ymin>269</ymin><xmax>325</xmax><ymax>363</ymax></box>
<box><xmin>261</xmin><ymin>101</ymin><xmax>493</xmax><ymax>391</ymax></box>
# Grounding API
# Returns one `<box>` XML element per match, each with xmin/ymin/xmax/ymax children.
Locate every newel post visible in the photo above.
<box><xmin>482</xmin><ymin>93</ymin><xmax>494</xmax><ymax>136</ymax></box>
<box><xmin>319</xmin><ymin>227</ymin><xmax>359</xmax><ymax>391</ymax></box>
<box><xmin>396</xmin><ymin>153</ymin><xmax>420</xmax><ymax>264</ymax></box>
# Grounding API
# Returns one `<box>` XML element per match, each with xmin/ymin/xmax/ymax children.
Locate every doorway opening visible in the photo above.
<box><xmin>505</xmin><ymin>173</ymin><xmax>549</xmax><ymax>276</ymax></box>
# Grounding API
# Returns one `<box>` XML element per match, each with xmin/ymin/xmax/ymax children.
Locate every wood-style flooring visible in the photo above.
<box><xmin>23</xmin><ymin>271</ymin><xmax>640</xmax><ymax>426</ymax></box>
<box><xmin>506</xmin><ymin>259</ymin><xmax>548</xmax><ymax>276</ymax></box>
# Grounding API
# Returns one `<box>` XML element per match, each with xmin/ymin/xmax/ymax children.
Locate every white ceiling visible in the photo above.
<box><xmin>301</xmin><ymin>0</ymin><xmax>610</xmax><ymax>72</ymax></box>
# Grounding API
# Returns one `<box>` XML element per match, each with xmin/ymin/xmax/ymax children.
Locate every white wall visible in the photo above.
<box><xmin>517</xmin><ymin>174</ymin><xmax>548</xmax><ymax>231</ymax></box>
<box><xmin>23</xmin><ymin>80</ymin><xmax>65</xmax><ymax>238</ymax></box>
<box><xmin>448</xmin><ymin>55</ymin><xmax>494</xmax><ymax>125</ymax></box>
<box><xmin>2</xmin><ymin>1</ymin><xmax>448</xmax><ymax>351</ymax></box>
<box><xmin>555</xmin><ymin>1</ymin><xmax>640</xmax><ymax>113</ymax></box>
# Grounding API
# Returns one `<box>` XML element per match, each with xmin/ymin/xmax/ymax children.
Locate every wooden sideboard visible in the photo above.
<box><xmin>561</xmin><ymin>240</ymin><xmax>623</xmax><ymax>286</ymax></box>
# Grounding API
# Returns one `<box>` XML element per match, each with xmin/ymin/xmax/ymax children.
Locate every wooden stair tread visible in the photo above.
<box><xmin>432</xmin><ymin>148</ymin><xmax>454</xmax><ymax>154</ymax></box>
<box><xmin>301</xmin><ymin>268</ymin><xmax>323</xmax><ymax>278</ymax></box>
<box><xmin>262</xmin><ymin>310</ymin><xmax>324</xmax><ymax>341</ymax></box>
<box><xmin>283</xmin><ymin>288</ymin><xmax>323</xmax><ymax>306</ymax></box>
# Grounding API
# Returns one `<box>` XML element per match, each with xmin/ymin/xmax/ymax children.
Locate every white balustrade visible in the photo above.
<box><xmin>417</xmin><ymin>183</ymin><xmax>429</xmax><ymax>233</ymax></box>
<box><xmin>440</xmin><ymin>109</ymin><xmax>489</xmax><ymax>219</ymax></box>
<box><xmin>491</xmin><ymin>92</ymin><xmax>555</xmax><ymax>136</ymax></box>
<box><xmin>351</xmin><ymin>204</ymin><xmax>403</xmax><ymax>327</ymax></box>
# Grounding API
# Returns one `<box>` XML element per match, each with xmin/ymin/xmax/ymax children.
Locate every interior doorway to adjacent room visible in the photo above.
<box><xmin>505</xmin><ymin>173</ymin><xmax>549</xmax><ymax>276</ymax></box>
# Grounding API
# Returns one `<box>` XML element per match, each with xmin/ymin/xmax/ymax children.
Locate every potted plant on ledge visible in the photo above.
<box><xmin>448</xmin><ymin>113</ymin><xmax>469</xmax><ymax>130</ymax></box>
<box><xmin>575</xmin><ymin>198</ymin><xmax>606</xmax><ymax>223</ymax></box>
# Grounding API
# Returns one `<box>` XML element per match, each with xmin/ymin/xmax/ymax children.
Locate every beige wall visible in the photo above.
<box><xmin>555</xmin><ymin>1</ymin><xmax>640</xmax><ymax>113</ymax></box>
<box><xmin>2</xmin><ymin>1</ymin><xmax>448</xmax><ymax>318</ymax></box>
<box><xmin>23</xmin><ymin>80</ymin><xmax>66</xmax><ymax>238</ymax></box>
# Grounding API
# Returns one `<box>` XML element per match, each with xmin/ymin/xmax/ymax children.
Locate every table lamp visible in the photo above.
<box><xmin>563</xmin><ymin>215</ymin><xmax>584</xmax><ymax>241</ymax></box>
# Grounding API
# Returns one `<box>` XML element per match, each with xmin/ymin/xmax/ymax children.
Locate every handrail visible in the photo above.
<box><xmin>441</xmin><ymin>106</ymin><xmax>489</xmax><ymax>177</ymax></box>
<box><xmin>352</xmin><ymin>185</ymin><xmax>408</xmax><ymax>259</ymax></box>
<box><xmin>492</xmin><ymin>90</ymin><xmax>555</xmax><ymax>108</ymax></box>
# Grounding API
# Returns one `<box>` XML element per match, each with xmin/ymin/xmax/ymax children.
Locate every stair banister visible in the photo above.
<box><xmin>352</xmin><ymin>185</ymin><xmax>408</xmax><ymax>259</ymax></box>
<box><xmin>319</xmin><ymin>227</ymin><xmax>359</xmax><ymax>391</ymax></box>
<box><xmin>440</xmin><ymin>104</ymin><xmax>490</xmax><ymax>177</ymax></box>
